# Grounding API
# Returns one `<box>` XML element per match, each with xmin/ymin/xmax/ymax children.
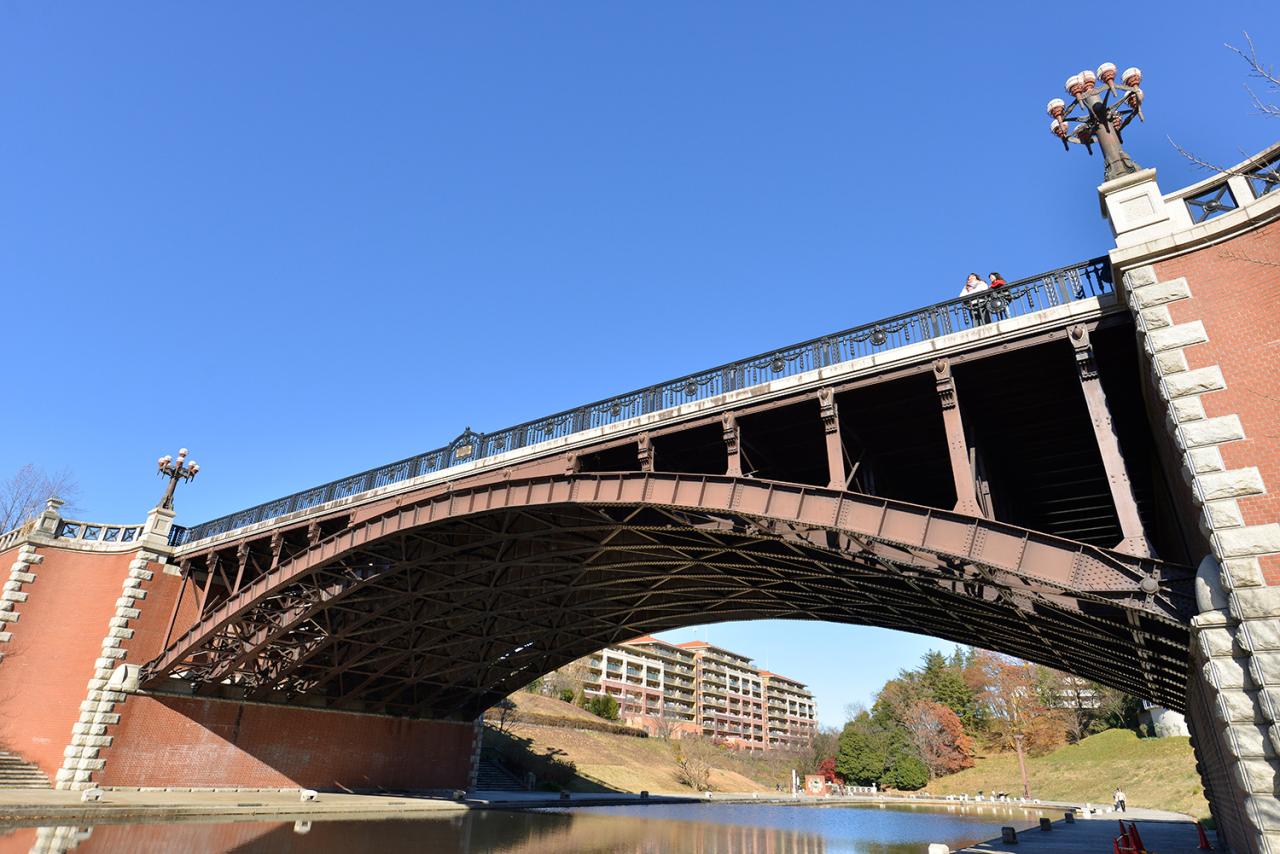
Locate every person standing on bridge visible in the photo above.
<box><xmin>959</xmin><ymin>273</ymin><xmax>990</xmax><ymax>326</ymax></box>
<box><xmin>987</xmin><ymin>272</ymin><xmax>1009</xmax><ymax>320</ymax></box>
<box><xmin>959</xmin><ymin>272</ymin><xmax>988</xmax><ymax>297</ymax></box>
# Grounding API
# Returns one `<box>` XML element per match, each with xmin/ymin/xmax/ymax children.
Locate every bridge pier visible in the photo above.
<box><xmin>1105</xmin><ymin>147</ymin><xmax>1280</xmax><ymax>854</ymax></box>
<box><xmin>933</xmin><ymin>358</ymin><xmax>984</xmax><ymax>517</ymax></box>
<box><xmin>1067</xmin><ymin>323</ymin><xmax>1154</xmax><ymax>558</ymax></box>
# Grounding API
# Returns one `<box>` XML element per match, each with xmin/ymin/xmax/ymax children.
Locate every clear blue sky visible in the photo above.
<box><xmin>2</xmin><ymin>3</ymin><xmax>1275</xmax><ymax>727</ymax></box>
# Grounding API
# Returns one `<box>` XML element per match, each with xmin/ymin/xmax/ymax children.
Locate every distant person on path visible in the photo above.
<box><xmin>1113</xmin><ymin>787</ymin><xmax>1127</xmax><ymax>812</ymax></box>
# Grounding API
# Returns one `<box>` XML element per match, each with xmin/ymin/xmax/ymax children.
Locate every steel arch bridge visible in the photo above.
<box><xmin>142</xmin><ymin>472</ymin><xmax>1195</xmax><ymax>720</ymax></box>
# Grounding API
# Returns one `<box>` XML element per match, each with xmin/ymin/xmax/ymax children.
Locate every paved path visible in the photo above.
<box><xmin>964</xmin><ymin>814</ymin><xmax>1215</xmax><ymax>854</ymax></box>
<box><xmin>0</xmin><ymin>789</ymin><xmax>469</xmax><ymax>824</ymax></box>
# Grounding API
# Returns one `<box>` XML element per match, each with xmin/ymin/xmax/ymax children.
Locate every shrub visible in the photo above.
<box><xmin>586</xmin><ymin>695</ymin><xmax>620</xmax><ymax>721</ymax></box>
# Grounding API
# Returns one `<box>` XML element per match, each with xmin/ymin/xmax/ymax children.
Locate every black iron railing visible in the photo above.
<box><xmin>170</xmin><ymin>257</ymin><xmax>1112</xmax><ymax>546</ymax></box>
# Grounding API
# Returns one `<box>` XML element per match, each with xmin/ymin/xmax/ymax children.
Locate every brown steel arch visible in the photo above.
<box><xmin>141</xmin><ymin>473</ymin><xmax>1195</xmax><ymax>720</ymax></box>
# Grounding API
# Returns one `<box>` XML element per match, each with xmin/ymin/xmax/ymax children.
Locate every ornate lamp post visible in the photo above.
<box><xmin>1047</xmin><ymin>64</ymin><xmax>1146</xmax><ymax>181</ymax></box>
<box><xmin>156</xmin><ymin>448</ymin><xmax>200</xmax><ymax>511</ymax></box>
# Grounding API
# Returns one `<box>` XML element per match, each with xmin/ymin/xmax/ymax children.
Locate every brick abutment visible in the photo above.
<box><xmin>54</xmin><ymin>549</ymin><xmax>158</xmax><ymax>790</ymax></box>
<box><xmin>1107</xmin><ymin>147</ymin><xmax>1280</xmax><ymax>854</ymax></box>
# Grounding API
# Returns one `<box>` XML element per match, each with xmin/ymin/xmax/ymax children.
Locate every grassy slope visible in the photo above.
<box><xmin>928</xmin><ymin>730</ymin><xmax>1210</xmax><ymax>819</ymax></box>
<box><xmin>496</xmin><ymin>693</ymin><xmax>792</xmax><ymax>793</ymax></box>
<box><xmin>503</xmin><ymin>721</ymin><xmax>772</xmax><ymax>793</ymax></box>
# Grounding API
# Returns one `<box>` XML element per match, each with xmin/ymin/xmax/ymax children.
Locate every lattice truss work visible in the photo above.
<box><xmin>143</xmin><ymin>474</ymin><xmax>1195</xmax><ymax>720</ymax></box>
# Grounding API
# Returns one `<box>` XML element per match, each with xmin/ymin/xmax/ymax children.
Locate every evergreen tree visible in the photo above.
<box><xmin>836</xmin><ymin>713</ymin><xmax>889</xmax><ymax>786</ymax></box>
<box><xmin>881</xmin><ymin>753</ymin><xmax>929</xmax><ymax>791</ymax></box>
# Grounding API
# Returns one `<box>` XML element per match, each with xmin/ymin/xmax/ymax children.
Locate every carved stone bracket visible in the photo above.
<box><xmin>269</xmin><ymin>531</ymin><xmax>284</xmax><ymax>571</ymax></box>
<box><xmin>818</xmin><ymin>387</ymin><xmax>839</xmax><ymax>434</ymax></box>
<box><xmin>637</xmin><ymin>433</ymin><xmax>655</xmax><ymax>472</ymax></box>
<box><xmin>1069</xmin><ymin>324</ymin><xmax>1098</xmax><ymax>380</ymax></box>
<box><xmin>722</xmin><ymin>414</ymin><xmax>743</xmax><ymax>478</ymax></box>
<box><xmin>934</xmin><ymin>359</ymin><xmax>957</xmax><ymax>410</ymax></box>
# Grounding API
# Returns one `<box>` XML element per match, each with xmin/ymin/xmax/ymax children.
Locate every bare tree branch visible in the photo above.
<box><xmin>1227</xmin><ymin>33</ymin><xmax>1280</xmax><ymax>117</ymax></box>
<box><xmin>1170</xmin><ymin>33</ymin><xmax>1278</xmax><ymax>174</ymax></box>
<box><xmin>0</xmin><ymin>465</ymin><xmax>80</xmax><ymax>533</ymax></box>
<box><xmin>1219</xmin><ymin>248</ymin><xmax>1280</xmax><ymax>268</ymax></box>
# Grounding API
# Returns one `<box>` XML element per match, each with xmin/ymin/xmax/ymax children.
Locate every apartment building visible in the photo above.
<box><xmin>574</xmin><ymin>636</ymin><xmax>815</xmax><ymax>750</ymax></box>
<box><xmin>761</xmin><ymin>671</ymin><xmax>818</xmax><ymax>749</ymax></box>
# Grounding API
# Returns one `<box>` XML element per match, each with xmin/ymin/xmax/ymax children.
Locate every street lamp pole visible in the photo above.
<box><xmin>156</xmin><ymin>448</ymin><xmax>200</xmax><ymax>511</ymax></box>
<box><xmin>1013</xmin><ymin>733</ymin><xmax>1030</xmax><ymax>799</ymax></box>
<box><xmin>1047</xmin><ymin>63</ymin><xmax>1146</xmax><ymax>182</ymax></box>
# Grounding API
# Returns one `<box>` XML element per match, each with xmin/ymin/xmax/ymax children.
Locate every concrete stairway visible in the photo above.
<box><xmin>474</xmin><ymin>758</ymin><xmax>525</xmax><ymax>790</ymax></box>
<box><xmin>0</xmin><ymin>752</ymin><xmax>52</xmax><ymax>789</ymax></box>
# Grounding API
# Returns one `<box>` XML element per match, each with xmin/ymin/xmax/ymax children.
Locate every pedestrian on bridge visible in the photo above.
<box><xmin>960</xmin><ymin>273</ymin><xmax>990</xmax><ymax>326</ymax></box>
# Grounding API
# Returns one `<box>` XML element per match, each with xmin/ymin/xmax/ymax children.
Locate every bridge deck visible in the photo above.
<box><xmin>171</xmin><ymin>257</ymin><xmax>1113</xmax><ymax>549</ymax></box>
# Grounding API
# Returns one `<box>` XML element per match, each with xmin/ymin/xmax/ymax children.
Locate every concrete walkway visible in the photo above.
<box><xmin>964</xmin><ymin>814</ymin><xmax>1215</xmax><ymax>854</ymax></box>
<box><xmin>0</xmin><ymin>789</ymin><xmax>469</xmax><ymax>824</ymax></box>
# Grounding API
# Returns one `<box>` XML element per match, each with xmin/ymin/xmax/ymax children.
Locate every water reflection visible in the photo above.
<box><xmin>7</xmin><ymin>802</ymin><xmax>1046</xmax><ymax>854</ymax></box>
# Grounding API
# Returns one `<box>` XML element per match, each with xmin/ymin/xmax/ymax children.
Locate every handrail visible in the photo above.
<box><xmin>171</xmin><ymin>256</ymin><xmax>1112</xmax><ymax>546</ymax></box>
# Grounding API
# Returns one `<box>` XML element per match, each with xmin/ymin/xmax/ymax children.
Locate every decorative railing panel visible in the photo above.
<box><xmin>171</xmin><ymin>257</ymin><xmax>1112</xmax><ymax>546</ymax></box>
<box><xmin>56</xmin><ymin>520</ymin><xmax>143</xmax><ymax>545</ymax></box>
<box><xmin>1169</xmin><ymin>147</ymin><xmax>1280</xmax><ymax>225</ymax></box>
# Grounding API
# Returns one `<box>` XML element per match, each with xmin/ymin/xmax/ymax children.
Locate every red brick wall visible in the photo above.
<box><xmin>119</xmin><ymin>562</ymin><xmax>197</xmax><ymax>663</ymax></box>
<box><xmin>1155</xmin><ymin>218</ymin><xmax>1280</xmax><ymax>583</ymax></box>
<box><xmin>98</xmin><ymin>694</ymin><xmax>475</xmax><ymax>790</ymax></box>
<box><xmin>0</xmin><ymin>546</ymin><xmax>135</xmax><ymax>777</ymax></box>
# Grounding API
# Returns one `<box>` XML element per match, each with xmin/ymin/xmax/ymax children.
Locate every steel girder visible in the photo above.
<box><xmin>140</xmin><ymin>473</ymin><xmax>1195</xmax><ymax>720</ymax></box>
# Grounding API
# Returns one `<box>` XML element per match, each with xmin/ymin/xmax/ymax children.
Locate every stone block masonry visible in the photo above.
<box><xmin>1119</xmin><ymin>210</ymin><xmax>1280</xmax><ymax>854</ymax></box>
<box><xmin>1152</xmin><ymin>219</ymin><xmax>1280</xmax><ymax>584</ymax></box>
<box><xmin>55</xmin><ymin>550</ymin><xmax>162</xmax><ymax>789</ymax></box>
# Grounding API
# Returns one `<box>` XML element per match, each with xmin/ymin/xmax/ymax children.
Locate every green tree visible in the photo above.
<box><xmin>836</xmin><ymin>714</ymin><xmax>889</xmax><ymax>786</ymax></box>
<box><xmin>920</xmin><ymin>650</ymin><xmax>983</xmax><ymax>735</ymax></box>
<box><xmin>881</xmin><ymin>753</ymin><xmax>929</xmax><ymax>791</ymax></box>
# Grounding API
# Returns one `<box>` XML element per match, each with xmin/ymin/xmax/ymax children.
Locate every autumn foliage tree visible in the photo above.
<box><xmin>901</xmin><ymin>700</ymin><xmax>974</xmax><ymax>777</ymax></box>
<box><xmin>834</xmin><ymin>648</ymin><xmax>1134</xmax><ymax>791</ymax></box>
<box><xmin>973</xmin><ymin>651</ymin><xmax>1069</xmax><ymax>756</ymax></box>
<box><xmin>816</xmin><ymin>756</ymin><xmax>843</xmax><ymax>783</ymax></box>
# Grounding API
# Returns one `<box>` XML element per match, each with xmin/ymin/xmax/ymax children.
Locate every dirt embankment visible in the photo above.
<box><xmin>487</xmin><ymin>693</ymin><xmax>798</xmax><ymax>794</ymax></box>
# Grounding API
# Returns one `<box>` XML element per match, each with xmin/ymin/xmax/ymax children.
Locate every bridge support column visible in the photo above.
<box><xmin>722</xmin><ymin>413</ymin><xmax>742</xmax><ymax>478</ymax></box>
<box><xmin>933</xmin><ymin>359</ymin><xmax>983</xmax><ymax>517</ymax></box>
<box><xmin>818</xmin><ymin>388</ymin><xmax>845</xmax><ymax>490</ymax></box>
<box><xmin>1068</xmin><ymin>324</ymin><xmax>1154</xmax><ymax>558</ymax></box>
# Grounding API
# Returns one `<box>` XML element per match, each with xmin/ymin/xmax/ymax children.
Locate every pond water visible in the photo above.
<box><xmin>3</xmin><ymin>802</ymin><xmax>1049</xmax><ymax>853</ymax></box>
